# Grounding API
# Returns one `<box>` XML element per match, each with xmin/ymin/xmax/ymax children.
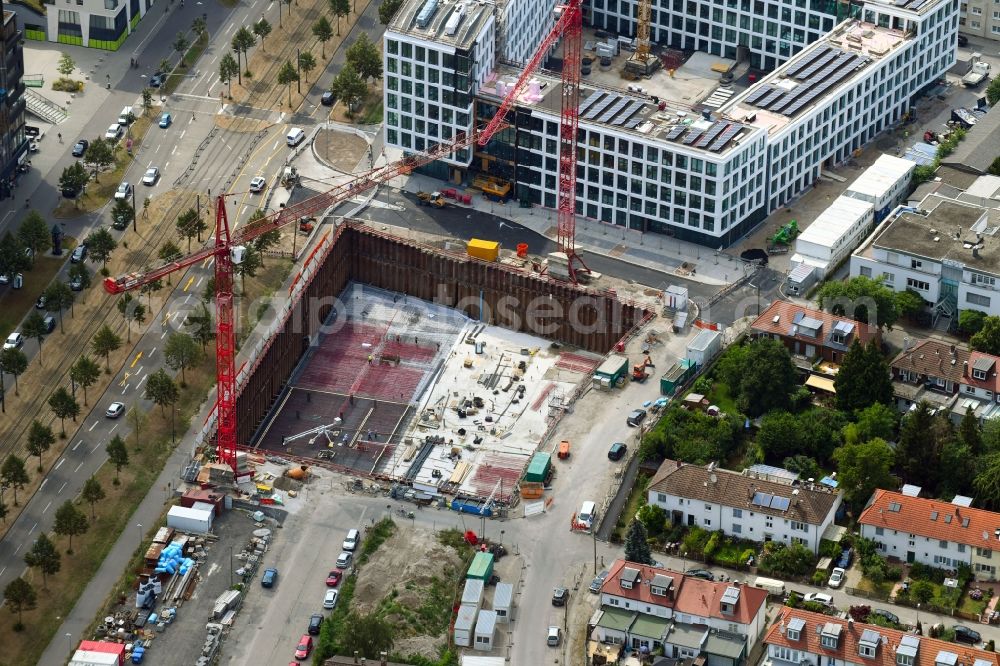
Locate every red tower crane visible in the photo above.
<box><xmin>103</xmin><ymin>0</ymin><xmax>586</xmax><ymax>476</ymax></box>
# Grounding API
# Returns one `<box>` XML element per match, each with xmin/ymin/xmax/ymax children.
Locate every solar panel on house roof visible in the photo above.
<box><xmin>770</xmin><ymin>496</ymin><xmax>790</xmax><ymax>511</ymax></box>
<box><xmin>666</xmin><ymin>125</ymin><xmax>687</xmax><ymax>141</ymax></box>
<box><xmin>744</xmin><ymin>86</ymin><xmax>774</xmax><ymax>106</ymax></box>
<box><xmin>611</xmin><ymin>100</ymin><xmax>645</xmax><ymax>126</ymax></box>
<box><xmin>752</xmin><ymin>491</ymin><xmax>773</xmax><ymax>507</ymax></box>
<box><xmin>578</xmin><ymin>91</ymin><xmax>605</xmax><ymax>116</ymax></box>
<box><xmin>709</xmin><ymin>124</ymin><xmax>743</xmax><ymax>152</ymax></box>
<box><xmin>721</xmin><ymin>586</ymin><xmax>741</xmax><ymax>604</ymax></box>
<box><xmin>599</xmin><ymin>98</ymin><xmax>630</xmax><ymax>123</ymax></box>
<box><xmin>833</xmin><ymin>321</ymin><xmax>854</xmax><ymax>334</ymax></box>
<box><xmin>696</xmin><ymin>121</ymin><xmax>730</xmax><ymax>148</ymax></box>
<box><xmin>584</xmin><ymin>94</ymin><xmax>617</xmax><ymax>120</ymax></box>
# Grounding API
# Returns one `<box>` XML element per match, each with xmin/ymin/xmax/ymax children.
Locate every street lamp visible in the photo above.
<box><xmin>136</xmin><ymin>523</ymin><xmax>143</xmax><ymax>547</ymax></box>
<box><xmin>131</xmin><ymin>185</ymin><xmax>137</xmax><ymax>233</ymax></box>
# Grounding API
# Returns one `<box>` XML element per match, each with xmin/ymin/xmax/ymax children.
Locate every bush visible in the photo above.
<box><xmin>819</xmin><ymin>539</ymin><xmax>842</xmax><ymax>559</ymax></box>
<box><xmin>681</xmin><ymin>526</ymin><xmax>711</xmax><ymax>558</ymax></box>
<box><xmin>849</xmin><ymin>605</ymin><xmax>873</xmax><ymax>622</ymax></box>
<box><xmin>811</xmin><ymin>570</ymin><xmax>828</xmax><ymax>585</ymax></box>
<box><xmin>693</xmin><ymin>376</ymin><xmax>712</xmax><ymax>394</ymax></box>
<box><xmin>758</xmin><ymin>541</ymin><xmax>816</xmax><ymax>577</ymax></box>
<box><xmin>52</xmin><ymin>77</ymin><xmax>83</xmax><ymax>93</ymax></box>
<box><xmin>803</xmin><ymin>600</ymin><xmax>832</xmax><ymax>614</ymax></box>
<box><xmin>704</xmin><ymin>532</ymin><xmax>721</xmax><ymax>561</ymax></box>
<box><xmin>910</xmin><ymin>580</ymin><xmax>935</xmax><ymax>604</ymax></box>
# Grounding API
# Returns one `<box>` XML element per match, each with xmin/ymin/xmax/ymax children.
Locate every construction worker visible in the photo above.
<box><xmin>368</xmin><ymin>354</ymin><xmax>373</xmax><ymax>365</ymax></box>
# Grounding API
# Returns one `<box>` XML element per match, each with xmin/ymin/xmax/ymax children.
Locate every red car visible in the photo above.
<box><xmin>326</xmin><ymin>570</ymin><xmax>342</xmax><ymax>587</ymax></box>
<box><xmin>294</xmin><ymin>634</ymin><xmax>313</xmax><ymax>660</ymax></box>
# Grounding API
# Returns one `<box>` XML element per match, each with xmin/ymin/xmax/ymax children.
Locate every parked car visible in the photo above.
<box><xmin>35</xmin><ymin>295</ymin><xmax>46</xmax><ymax>310</ymax></box>
<box><xmin>828</xmin><ymin>567</ymin><xmax>845</xmax><ymax>588</ymax></box>
<box><xmin>71</xmin><ymin>245</ymin><xmax>87</xmax><ymax>263</ymax></box>
<box><xmin>325</xmin><ymin>570</ymin><xmax>342</xmax><ymax>587</ymax></box>
<box><xmin>958</xmin><ymin>34</ymin><xmax>969</xmax><ymax>47</ymax></box>
<box><xmin>336</xmin><ymin>552</ymin><xmax>352</xmax><ymax>569</ymax></box>
<box><xmin>3</xmin><ymin>332</ymin><xmax>23</xmax><ymax>350</ymax></box>
<box><xmin>608</xmin><ymin>442</ymin><xmax>627</xmax><ymax>461</ymax></box>
<box><xmin>105</xmin><ymin>123</ymin><xmax>123</xmax><ymax>140</ymax></box>
<box><xmin>69</xmin><ymin>274</ymin><xmax>85</xmax><ymax>291</ymax></box>
<box><xmin>321</xmin><ymin>91</ymin><xmax>336</xmax><ymax>106</ymax></box>
<box><xmin>294</xmin><ymin>634</ymin><xmax>312</xmax><ymax>660</ymax></box>
<box><xmin>42</xmin><ymin>315</ymin><xmax>56</xmax><ymax>333</ymax></box>
<box><xmin>114</xmin><ymin>181</ymin><xmax>132</xmax><ymax>200</ymax></box>
<box><xmin>803</xmin><ymin>592</ymin><xmax>834</xmax><ymax>607</ymax></box>
<box><xmin>159</xmin><ymin>112</ymin><xmax>172</xmax><ymax>128</ymax></box>
<box><xmin>626</xmin><ymin>408</ymin><xmax>647</xmax><ymax>427</ymax></box>
<box><xmin>307</xmin><ymin>613</ymin><xmax>323</xmax><ymax>635</ymax></box>
<box><xmin>323</xmin><ymin>588</ymin><xmax>339</xmax><ymax>609</ymax></box>
<box><xmin>589</xmin><ymin>570</ymin><xmax>609</xmax><ymax>593</ymax></box>
<box><xmin>71</xmin><ymin>139</ymin><xmax>89</xmax><ymax>157</ymax></box>
<box><xmin>106</xmin><ymin>402</ymin><xmax>126</xmax><ymax>418</ymax></box>
<box><xmin>685</xmin><ymin>568</ymin><xmax>715</xmax><ymax>581</ymax></box>
<box><xmin>547</xmin><ymin>626</ymin><xmax>561</xmax><ymax>647</ymax></box>
<box><xmin>552</xmin><ymin>587</ymin><xmax>568</xmax><ymax>606</ymax></box>
<box><xmin>149</xmin><ymin>72</ymin><xmax>165</xmax><ymax>87</ymax></box>
<box><xmin>836</xmin><ymin>548</ymin><xmax>853</xmax><ymax>569</ymax></box>
<box><xmin>343</xmin><ymin>529</ymin><xmax>359</xmax><ymax>551</ymax></box>
<box><xmin>261</xmin><ymin>567</ymin><xmax>278</xmax><ymax>588</ymax></box>
<box><xmin>249</xmin><ymin>176</ymin><xmax>267</xmax><ymax>193</ymax></box>
<box><xmin>142</xmin><ymin>167</ymin><xmax>159</xmax><ymax>185</ymax></box>
<box><xmin>953</xmin><ymin>625</ymin><xmax>981</xmax><ymax>645</ymax></box>
<box><xmin>870</xmin><ymin>608</ymin><xmax>900</xmax><ymax>625</ymax></box>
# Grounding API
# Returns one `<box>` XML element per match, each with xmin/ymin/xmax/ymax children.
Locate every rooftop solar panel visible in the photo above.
<box><xmin>709</xmin><ymin>124</ymin><xmax>743</xmax><ymax>152</ymax></box>
<box><xmin>696</xmin><ymin>121</ymin><xmax>729</xmax><ymax>148</ymax></box>
<box><xmin>584</xmin><ymin>94</ymin><xmax>617</xmax><ymax>120</ymax></box>
<box><xmin>577</xmin><ymin>91</ymin><xmax>604</xmax><ymax>116</ymax></box>
<box><xmin>796</xmin><ymin>49</ymin><xmax>839</xmax><ymax>81</ymax></box>
<box><xmin>743</xmin><ymin>85</ymin><xmax>774</xmax><ymax>106</ymax></box>
<box><xmin>682</xmin><ymin>130</ymin><xmax>704</xmax><ymax>145</ymax></box>
<box><xmin>771</xmin><ymin>496</ymin><xmax>790</xmax><ymax>511</ymax></box>
<box><xmin>625</xmin><ymin>116</ymin><xmax>644</xmax><ymax>129</ymax></box>
<box><xmin>784</xmin><ymin>46</ymin><xmax>828</xmax><ymax>78</ymax></box>
<box><xmin>759</xmin><ymin>88</ymin><xmax>787</xmax><ymax>110</ymax></box>
<box><xmin>598</xmin><ymin>98</ymin><xmax>629</xmax><ymax>124</ymax></box>
<box><xmin>752</xmin><ymin>491</ymin><xmax>773</xmax><ymax>507</ymax></box>
<box><xmin>611</xmin><ymin>100</ymin><xmax>645</xmax><ymax>126</ymax></box>
<box><xmin>665</xmin><ymin>125</ymin><xmax>686</xmax><ymax>141</ymax></box>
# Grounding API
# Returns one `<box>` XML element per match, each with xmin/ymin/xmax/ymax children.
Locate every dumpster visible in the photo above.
<box><xmin>525</xmin><ymin>452</ymin><xmax>552</xmax><ymax>483</ymax></box>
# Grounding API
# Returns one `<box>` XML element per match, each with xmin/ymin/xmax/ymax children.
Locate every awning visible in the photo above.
<box><xmin>805</xmin><ymin>374</ymin><xmax>836</xmax><ymax>393</ymax></box>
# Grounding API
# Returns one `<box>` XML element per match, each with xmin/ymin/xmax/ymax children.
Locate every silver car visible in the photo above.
<box><xmin>114</xmin><ymin>182</ymin><xmax>132</xmax><ymax>200</ymax></box>
<box><xmin>142</xmin><ymin>167</ymin><xmax>159</xmax><ymax>185</ymax></box>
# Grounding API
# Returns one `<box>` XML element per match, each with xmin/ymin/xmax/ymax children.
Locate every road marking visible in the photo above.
<box><xmin>202</xmin><ymin>257</ymin><xmax>212</xmax><ymax>268</ymax></box>
<box><xmin>147</xmin><ymin>159</ymin><xmax>153</xmax><ymax>168</ymax></box>
<box><xmin>171</xmin><ymin>145</ymin><xmax>178</xmax><ymax>156</ymax></box>
<box><xmin>149</xmin><ymin>346</ymin><xmax>156</xmax><ymax>356</ymax></box>
<box><xmin>42</xmin><ymin>501</ymin><xmax>51</xmax><ymax>514</ymax></box>
<box><xmin>225</xmin><ymin>22</ymin><xmax>235</xmax><ymax>36</ymax></box>
<box><xmin>14</xmin><ymin>544</ymin><xmax>21</xmax><ymax>555</ymax></box>
<box><xmin>179</xmin><ymin>130</ymin><xmax>186</xmax><ymax>140</ymax></box>
<box><xmin>273</xmin><ymin>139</ymin><xmax>279</xmax><ymax>151</ymax></box>
<box><xmin>0</xmin><ymin>567</ymin><xmax>6</xmax><ymax>577</ymax></box>
<box><xmin>27</xmin><ymin>523</ymin><xmax>36</xmax><ymax>535</ymax></box>
<box><xmin>122</xmin><ymin>385</ymin><xmax>129</xmax><ymax>394</ymax></box>
<box><xmin>183</xmin><ymin>276</ymin><xmax>195</xmax><ymax>292</ymax></box>
<box><xmin>75</xmin><ymin>461</ymin><xmax>84</xmax><ymax>473</ymax></box>
<box><xmin>39</xmin><ymin>479</ymin><xmax>47</xmax><ymax>491</ymax></box>
<box><xmin>134</xmin><ymin>366</ymin><xmax>144</xmax><ymax>376</ymax></box>
<box><xmin>119</xmin><ymin>371</ymin><xmax>131</xmax><ymax>386</ymax></box>
<box><xmin>161</xmin><ymin>330</ymin><xmax>168</xmax><ymax>339</ymax></box>
<box><xmin>89</xmin><ymin>421</ymin><xmax>98</xmax><ymax>431</ymax></box>
<box><xmin>165</xmin><ymin>161</ymin><xmax>170</xmax><ymax>170</ymax></box>
<box><xmin>110</xmin><ymin>423</ymin><xmax>119</xmax><ymax>433</ymax></box>
<box><xmin>155</xmin><ymin>144</ymin><xmax>161</xmax><ymax>153</ymax></box>
<box><xmin>184</xmin><ymin>295</ymin><xmax>191</xmax><ymax>304</ymax></box>
<box><xmin>209</xmin><ymin>80</ymin><xmax>219</xmax><ymax>95</ymax></box>
<box><xmin>54</xmin><ymin>458</ymin><xmax>65</xmax><ymax>470</ymax></box>
<box><xmin>72</xmin><ymin>439</ymin><xmax>83</xmax><ymax>451</ymax></box>
<box><xmin>131</xmin><ymin>351</ymin><xmax>143</xmax><ymax>368</ymax></box>
<box><xmin>196</xmin><ymin>276</ymin><xmax>204</xmax><ymax>288</ymax></box>
<box><xmin>58</xmin><ymin>481</ymin><xmax>67</xmax><ymax>494</ymax></box>
<box><xmin>137</xmin><ymin>374</ymin><xmax>149</xmax><ymax>388</ymax></box>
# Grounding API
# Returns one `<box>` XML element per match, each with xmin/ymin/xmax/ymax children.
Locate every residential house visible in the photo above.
<box><xmin>750</xmin><ymin>301</ymin><xmax>879</xmax><ymax>365</ymax></box>
<box><xmin>594</xmin><ymin>558</ymin><xmax>768</xmax><ymax>658</ymax></box>
<box><xmin>890</xmin><ymin>339</ymin><xmax>968</xmax><ymax>413</ymax></box>
<box><xmin>647</xmin><ymin>461</ymin><xmax>843</xmax><ymax>554</ymax></box>
<box><xmin>763</xmin><ymin>607</ymin><xmax>1000</xmax><ymax>666</ymax></box>
<box><xmin>859</xmin><ymin>488</ymin><xmax>1000</xmax><ymax>580</ymax></box>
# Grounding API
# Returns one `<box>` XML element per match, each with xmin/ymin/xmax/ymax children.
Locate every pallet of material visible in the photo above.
<box><xmin>402</xmin><ymin>444</ymin><xmax>417</xmax><ymax>462</ymax></box>
<box><xmin>449</xmin><ymin>462</ymin><xmax>470</xmax><ymax>485</ymax></box>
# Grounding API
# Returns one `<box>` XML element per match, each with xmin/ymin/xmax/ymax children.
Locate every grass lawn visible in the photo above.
<box><xmin>360</xmin><ymin>99</ymin><xmax>384</xmax><ymax>125</ymax></box>
<box><xmin>612</xmin><ymin>471</ymin><xmax>651</xmax><ymax>541</ymax></box>
<box><xmin>958</xmin><ymin>592</ymin><xmax>989</xmax><ymax>617</ymax></box>
<box><xmin>705</xmin><ymin>380</ymin><xmax>739</xmax><ymax>415</ymax></box>
<box><xmin>855</xmin><ymin>576</ymin><xmax>893</xmax><ymax>598</ymax></box>
<box><xmin>0</xmin><ymin>246</ymin><xmax>79</xmax><ymax>338</ymax></box>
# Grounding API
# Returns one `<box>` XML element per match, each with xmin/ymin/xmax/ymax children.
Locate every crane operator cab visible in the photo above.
<box><xmin>230</xmin><ymin>245</ymin><xmax>247</xmax><ymax>265</ymax></box>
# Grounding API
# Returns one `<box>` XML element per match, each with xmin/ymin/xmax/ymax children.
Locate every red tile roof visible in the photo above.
<box><xmin>600</xmin><ymin>559</ymin><xmax>766</xmax><ymax>626</ymax></box>
<box><xmin>750</xmin><ymin>300</ymin><xmax>877</xmax><ymax>350</ymax></box>
<box><xmin>859</xmin><ymin>489</ymin><xmax>1000</xmax><ymax>549</ymax></box>
<box><xmin>890</xmin><ymin>339</ymin><xmax>969</xmax><ymax>386</ymax></box>
<box><xmin>765</xmin><ymin>607</ymin><xmax>1000</xmax><ymax>666</ymax></box>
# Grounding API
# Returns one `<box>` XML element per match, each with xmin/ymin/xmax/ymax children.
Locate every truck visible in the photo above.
<box><xmin>417</xmin><ymin>191</ymin><xmax>446</xmax><ymax>207</ymax></box>
<box><xmin>963</xmin><ymin>54</ymin><xmax>991</xmax><ymax>86</ymax></box>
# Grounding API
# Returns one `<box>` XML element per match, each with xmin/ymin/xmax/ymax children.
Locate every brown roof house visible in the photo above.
<box><xmin>750</xmin><ymin>301</ymin><xmax>878</xmax><ymax>365</ymax></box>
<box><xmin>889</xmin><ymin>338</ymin><xmax>967</xmax><ymax>414</ymax></box>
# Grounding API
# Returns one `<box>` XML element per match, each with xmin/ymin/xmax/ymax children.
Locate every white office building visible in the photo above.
<box><xmin>498</xmin><ymin>0</ymin><xmax>558</xmax><ymax>66</ymax></box>
<box><xmin>23</xmin><ymin>0</ymin><xmax>155</xmax><ymax>49</ymax></box>
<box><xmin>384</xmin><ymin>0</ymin><xmax>957</xmax><ymax>246</ymax></box>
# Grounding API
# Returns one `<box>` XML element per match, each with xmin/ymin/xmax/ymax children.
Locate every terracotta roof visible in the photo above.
<box><xmin>859</xmin><ymin>489</ymin><xmax>1000</xmax><ymax>549</ymax></box>
<box><xmin>765</xmin><ymin>607</ymin><xmax>1000</xmax><ymax>666</ymax></box>
<box><xmin>890</xmin><ymin>339</ymin><xmax>969</xmax><ymax>386</ymax></box>
<box><xmin>600</xmin><ymin>559</ymin><xmax>766</xmax><ymax>626</ymax></box>
<box><xmin>966</xmin><ymin>351</ymin><xmax>1000</xmax><ymax>393</ymax></box>
<box><xmin>648</xmin><ymin>460</ymin><xmax>840</xmax><ymax>526</ymax></box>
<box><xmin>750</xmin><ymin>300</ymin><xmax>877</xmax><ymax>351</ymax></box>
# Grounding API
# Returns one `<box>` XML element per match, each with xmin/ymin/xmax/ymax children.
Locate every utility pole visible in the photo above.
<box><xmin>296</xmin><ymin>48</ymin><xmax>301</xmax><ymax>94</ymax></box>
<box><xmin>131</xmin><ymin>186</ymin><xmax>137</xmax><ymax>233</ymax></box>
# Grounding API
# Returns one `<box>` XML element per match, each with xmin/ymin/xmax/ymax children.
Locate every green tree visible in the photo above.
<box><xmin>0</xmin><ymin>496</ymin><xmax>7</xmax><ymax>524</ymax></box>
<box><xmin>164</xmin><ymin>332</ymin><xmax>203</xmax><ymax>386</ymax></box>
<box><xmin>623</xmin><ymin>519</ymin><xmax>653</xmax><ymax>565</ymax></box>
<box><xmin>17</xmin><ymin>211</ymin><xmax>52</xmax><ymax>263</ymax></box>
<box><xmin>141</xmin><ymin>87</ymin><xmax>153</xmax><ymax>115</ymax></box>
<box><xmin>191</xmin><ymin>15</ymin><xmax>207</xmax><ymax>37</ymax></box>
<box><xmin>84</xmin><ymin>227</ymin><xmax>117</xmax><ymax>269</ymax></box>
<box><xmin>0</xmin><ymin>231</ymin><xmax>29</xmax><ymax>278</ymax></box>
<box><xmin>346</xmin><ymin>33</ymin><xmax>382</xmax><ymax>83</ymax></box>
<box><xmin>145</xmin><ymin>369</ymin><xmax>180</xmax><ymax>440</ymax></box>
<box><xmin>25</xmin><ymin>421</ymin><xmax>54</xmax><ymax>473</ymax></box>
<box><xmin>158</xmin><ymin>240</ymin><xmax>183</xmax><ymax>285</ymax></box>
<box><xmin>941</xmin><ymin>438</ymin><xmax>975</xmax><ymax>499</ymax></box>
<box><xmin>117</xmin><ymin>292</ymin><xmax>147</xmax><ymax>343</ymax></box>
<box><xmin>233</xmin><ymin>244</ymin><xmax>263</xmax><ymax>292</ymax></box>
<box><xmin>21</xmin><ymin>311</ymin><xmax>47</xmax><ymax>360</ymax></box>
<box><xmin>58</xmin><ymin>163</ymin><xmax>88</xmax><ymax>204</ymax></box>
<box><xmin>897</xmin><ymin>402</ymin><xmax>943</xmax><ymax>491</ymax></box>
<box><xmin>312</xmin><ymin>17</ymin><xmax>333</xmax><ymax>57</ymax></box>
<box><xmin>378</xmin><ymin>0</ymin><xmax>403</xmax><ymax>24</ymax></box>
<box><xmin>172</xmin><ymin>31</ymin><xmax>189</xmax><ymax>56</ymax></box>
<box><xmin>636</xmin><ymin>503</ymin><xmax>667</xmax><ymax>539</ymax></box>
<box><xmin>23</xmin><ymin>533</ymin><xmax>60</xmax><ymax>589</ymax></box>
<box><xmin>92</xmin><ymin>324</ymin><xmax>123</xmax><ymax>373</ymax></box>
<box><xmin>989</xmin><ymin>156</ymin><xmax>1000</xmax><ymax>178</ymax></box>
<box><xmin>57</xmin><ymin>52</ymin><xmax>76</xmax><ymax>77</ymax></box>
<box><xmin>0</xmin><ymin>454</ymin><xmax>28</xmax><ymax>506</ymax></box>
<box><xmin>69</xmin><ymin>355</ymin><xmax>101</xmax><ymax>406</ymax></box>
<box><xmin>341</xmin><ymin>612</ymin><xmax>395</xmax><ymax>659</ymax></box>
<box><xmin>910</xmin><ymin>580</ymin><xmax>934</xmax><ymax>605</ymax></box>
<box><xmin>974</xmin><ymin>452</ymin><xmax>1000</xmax><ymax>510</ymax></box>
<box><xmin>833</xmin><ymin>437</ymin><xmax>896</xmax><ymax>510</ymax></box>
<box><xmin>834</xmin><ymin>340</ymin><xmax>893</xmax><ymax>413</ymax></box>
<box><xmin>111</xmin><ymin>197</ymin><xmax>134</xmax><ymax>231</ymax></box>
<box><xmin>987</xmin><ymin>75</ymin><xmax>1000</xmax><ymax>106</ymax></box>
<box><xmin>639</xmin><ymin>405</ymin><xmax>742</xmax><ymax>463</ymax></box>
<box><xmin>330</xmin><ymin>0</ymin><xmax>350</xmax><ymax>34</ymax></box>
<box><xmin>186</xmin><ymin>302</ymin><xmax>215</xmax><ymax>349</ymax></box>
<box><xmin>0</xmin><ymin>347</ymin><xmax>27</xmax><ymax>396</ymax></box>
<box><xmin>718</xmin><ymin>339</ymin><xmax>796</xmax><ymax>417</ymax></box>
<box><xmin>81</xmin><ymin>476</ymin><xmax>105</xmax><ymax>520</ymax></box>
<box><xmin>277</xmin><ymin>60</ymin><xmax>300</xmax><ymax>107</ymax></box>
<box><xmin>43</xmin><ymin>281</ymin><xmax>75</xmax><ymax>331</ymax></box>
<box><xmin>4</xmin><ymin>577</ymin><xmax>36</xmax><ymax>630</ymax></box>
<box><xmin>83</xmin><ymin>138</ymin><xmax>114</xmax><ymax>181</ymax></box>
<box><xmin>298</xmin><ymin>51</ymin><xmax>316</xmax><ymax>83</ymax></box>
<box><xmin>960</xmin><ymin>405</ymin><xmax>983</xmax><ymax>456</ymax></box>
<box><xmin>895</xmin><ymin>289</ymin><xmax>926</xmax><ymax>319</ymax></box>
<box><xmin>176</xmin><ymin>208</ymin><xmax>207</xmax><ymax>252</ymax></box>
<box><xmin>53</xmin><ymin>500</ymin><xmax>88</xmax><ymax>554</ymax></box>
<box><xmin>971</xmin><ymin>316</ymin><xmax>1000</xmax><ymax>355</ymax></box>
<box><xmin>253</xmin><ymin>228</ymin><xmax>281</xmax><ymax>264</ymax></box>
<box><xmin>252</xmin><ymin>18</ymin><xmax>272</xmax><ymax>50</ymax></box>
<box><xmin>960</xmin><ymin>309</ymin><xmax>988</xmax><ymax>336</ymax></box>
<box><xmin>48</xmin><ymin>387</ymin><xmax>79</xmax><ymax>438</ymax></box>
<box><xmin>816</xmin><ymin>275</ymin><xmax>899</xmax><ymax>329</ymax></box>
<box><xmin>330</xmin><ymin>62</ymin><xmax>367</xmax><ymax>114</ymax></box>
<box><xmin>231</xmin><ymin>27</ymin><xmax>256</xmax><ymax>85</ymax></box>
<box><xmin>843</xmin><ymin>403</ymin><xmax>897</xmax><ymax>444</ymax></box>
<box><xmin>219</xmin><ymin>52</ymin><xmax>239</xmax><ymax>98</ymax></box>
<box><xmin>106</xmin><ymin>435</ymin><xmax>129</xmax><ymax>484</ymax></box>
<box><xmin>140</xmin><ymin>278</ymin><xmax>163</xmax><ymax>309</ymax></box>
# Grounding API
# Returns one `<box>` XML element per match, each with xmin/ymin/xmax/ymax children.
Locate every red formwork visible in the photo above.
<box><xmin>354</xmin><ymin>366</ymin><xmax>424</xmax><ymax>403</ymax></box>
<box><xmin>466</xmin><ymin>453</ymin><xmax>525</xmax><ymax>502</ymax></box>
<box><xmin>383</xmin><ymin>339</ymin><xmax>436</xmax><ymax>364</ymax></box>
<box><xmin>296</xmin><ymin>322</ymin><xmax>384</xmax><ymax>394</ymax></box>
<box><xmin>555</xmin><ymin>352</ymin><xmax>600</xmax><ymax>374</ymax></box>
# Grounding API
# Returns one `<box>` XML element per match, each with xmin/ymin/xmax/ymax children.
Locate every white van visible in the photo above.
<box><xmin>343</xmin><ymin>528</ymin><xmax>359</xmax><ymax>551</ymax></box>
<box><xmin>578</xmin><ymin>501</ymin><xmax>597</xmax><ymax>530</ymax></box>
<box><xmin>753</xmin><ymin>576</ymin><xmax>786</xmax><ymax>597</ymax></box>
<box><xmin>118</xmin><ymin>106</ymin><xmax>134</xmax><ymax>125</ymax></box>
<box><xmin>286</xmin><ymin>127</ymin><xmax>305</xmax><ymax>147</ymax></box>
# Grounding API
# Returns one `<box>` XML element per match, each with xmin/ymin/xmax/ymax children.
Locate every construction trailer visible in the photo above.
<box><xmin>525</xmin><ymin>452</ymin><xmax>552</xmax><ymax>483</ymax></box>
<box><xmin>840</xmin><ymin>154</ymin><xmax>915</xmax><ymax>222</ymax></box>
<box><xmin>166</xmin><ymin>505</ymin><xmax>213</xmax><ymax>534</ymax></box>
<box><xmin>493</xmin><ymin>582</ymin><xmax>514</xmax><ymax>623</ymax></box>
<box><xmin>454</xmin><ymin>604</ymin><xmax>478</xmax><ymax>647</ymax></box>
<box><xmin>686</xmin><ymin>329</ymin><xmax>722</xmax><ymax>366</ymax></box>
<box><xmin>69</xmin><ymin>641</ymin><xmax>125</xmax><ymax>666</ymax></box>
<box><xmin>462</xmin><ymin>578</ymin><xmax>485</xmax><ymax>611</ymax></box>
<box><xmin>592</xmin><ymin>354</ymin><xmax>630</xmax><ymax>389</ymax></box>
<box><xmin>474</xmin><ymin>610</ymin><xmax>499</xmax><ymax>651</ymax></box>
<box><xmin>660</xmin><ymin>359</ymin><xmax>697</xmax><ymax>396</ymax></box>
<box><xmin>467</xmin><ymin>552</ymin><xmax>495</xmax><ymax>582</ymax></box>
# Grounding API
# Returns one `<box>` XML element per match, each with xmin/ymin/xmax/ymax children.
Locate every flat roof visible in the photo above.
<box><xmin>724</xmin><ymin>20</ymin><xmax>907</xmax><ymax>133</ymax></box>
<box><xmin>845</xmin><ymin>154</ymin><xmax>915</xmax><ymax>199</ymax></box>
<box><xmin>872</xmin><ymin>195</ymin><xmax>1000</xmax><ymax>273</ymax></box>
<box><xmin>389</xmin><ymin>0</ymin><xmax>493</xmax><ymax>51</ymax></box>
<box><xmin>796</xmin><ymin>196</ymin><xmax>873</xmax><ymax>247</ymax></box>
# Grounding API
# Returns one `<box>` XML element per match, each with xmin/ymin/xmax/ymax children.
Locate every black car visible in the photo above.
<box><xmin>62</xmin><ymin>184</ymin><xmax>83</xmax><ymax>199</ymax></box>
<box><xmin>261</xmin><ymin>567</ymin><xmax>278</xmax><ymax>588</ymax></box>
<box><xmin>869</xmin><ymin>608</ymin><xmax>900</xmax><ymax>626</ymax></box>
<box><xmin>149</xmin><ymin>72</ymin><xmax>165</xmax><ymax>87</ymax></box>
<box><xmin>552</xmin><ymin>587</ymin><xmax>568</xmax><ymax>607</ymax></box>
<box><xmin>953</xmin><ymin>625</ymin><xmax>981</xmax><ymax>645</ymax></box>
<box><xmin>685</xmin><ymin>568</ymin><xmax>715</xmax><ymax>581</ymax></box>
<box><xmin>608</xmin><ymin>442</ymin><xmax>627</xmax><ymax>461</ymax></box>
<box><xmin>71</xmin><ymin>139</ymin><xmax>88</xmax><ymax>157</ymax></box>
<box><xmin>626</xmin><ymin>408</ymin><xmax>647</xmax><ymax>427</ymax></box>
<box><xmin>836</xmin><ymin>548</ymin><xmax>853</xmax><ymax>569</ymax></box>
<box><xmin>307</xmin><ymin>613</ymin><xmax>323</xmax><ymax>635</ymax></box>
<box><xmin>321</xmin><ymin>91</ymin><xmax>336</xmax><ymax>106</ymax></box>
<box><xmin>958</xmin><ymin>34</ymin><xmax>969</xmax><ymax>47</ymax></box>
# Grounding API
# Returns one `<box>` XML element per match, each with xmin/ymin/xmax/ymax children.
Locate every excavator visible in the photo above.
<box><xmin>631</xmin><ymin>356</ymin><xmax>655</xmax><ymax>383</ymax></box>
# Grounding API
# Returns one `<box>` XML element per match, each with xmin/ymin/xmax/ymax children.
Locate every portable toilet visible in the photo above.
<box><xmin>462</xmin><ymin>578</ymin><xmax>485</xmax><ymax>611</ymax></box>
<box><xmin>493</xmin><ymin>582</ymin><xmax>514</xmax><ymax>623</ymax></box>
<box><xmin>474</xmin><ymin>610</ymin><xmax>498</xmax><ymax>651</ymax></box>
<box><xmin>454</xmin><ymin>604</ymin><xmax>477</xmax><ymax>647</ymax></box>
<box><xmin>467</xmin><ymin>552</ymin><xmax>495</xmax><ymax>581</ymax></box>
